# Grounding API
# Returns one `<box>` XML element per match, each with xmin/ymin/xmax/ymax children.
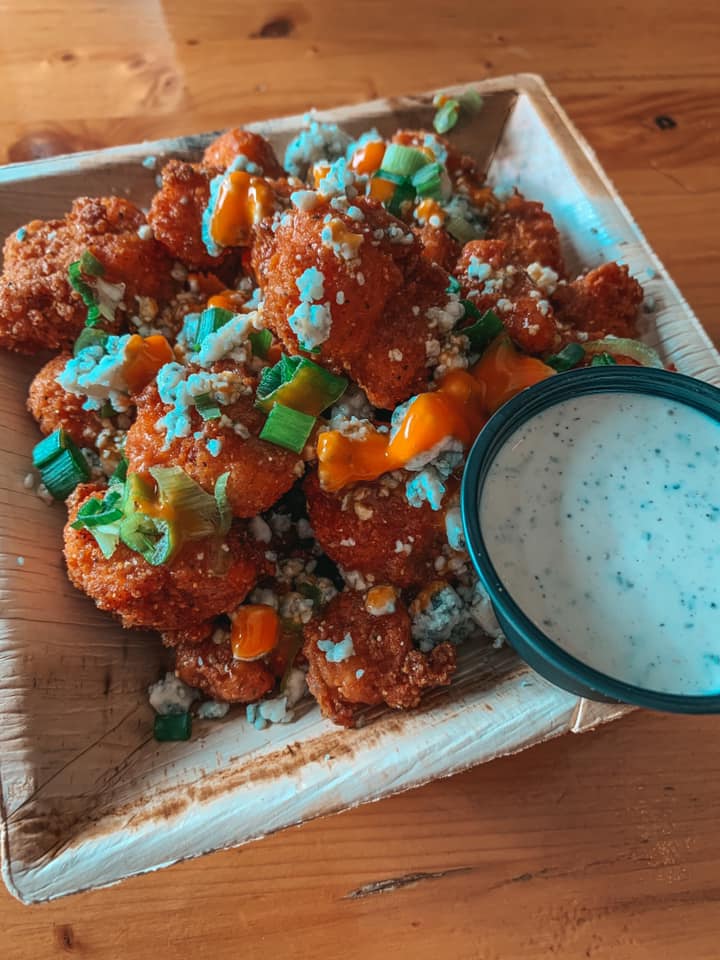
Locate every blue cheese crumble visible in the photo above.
<box><xmin>246</xmin><ymin>695</ymin><xmax>292</xmax><ymax>730</ymax></box>
<box><xmin>406</xmin><ymin>467</ymin><xmax>446</xmax><ymax>511</ymax></box>
<box><xmin>284</xmin><ymin>116</ymin><xmax>352</xmax><ymax>178</ymax></box>
<box><xmin>467</xmin><ymin>257</ymin><xmax>491</xmax><ymax>282</ymax></box>
<box><xmin>148</xmin><ymin>671</ymin><xmax>199</xmax><ymax>715</ymax></box>
<box><xmin>289</xmin><ymin>269</ymin><xmax>333</xmax><ymax>349</ymax></box>
<box><xmin>318</xmin><ymin>633</ymin><xmax>355</xmax><ymax>662</ymax></box>
<box><xmin>155</xmin><ymin>363</ymin><xmax>249</xmax><ymax>444</ymax></box>
<box><xmin>206</xmin><ymin>438</ymin><xmax>222</xmax><ymax>457</ymax></box>
<box><xmin>57</xmin><ymin>335</ymin><xmax>133</xmax><ymax>412</ymax></box>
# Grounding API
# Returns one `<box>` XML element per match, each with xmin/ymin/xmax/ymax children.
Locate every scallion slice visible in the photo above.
<box><xmin>583</xmin><ymin>337</ymin><xmax>664</xmax><ymax>368</ymax></box>
<box><xmin>68</xmin><ymin>260</ymin><xmax>99</xmax><ymax>312</ymax></box>
<box><xmin>381</xmin><ymin>144</ymin><xmax>429</xmax><ymax>178</ymax></box>
<box><xmin>79</xmin><ymin>250</ymin><xmax>105</xmax><ymax>276</ymax></box>
<box><xmin>120</xmin><ymin>511</ymin><xmax>175</xmax><ymax>566</ymax></box>
<box><xmin>411</xmin><ymin>162</ymin><xmax>444</xmax><ymax>198</ymax></box>
<box><xmin>150</xmin><ymin>466</ymin><xmax>221</xmax><ymax>540</ymax></box>
<box><xmin>259</xmin><ymin>403</ymin><xmax>315</xmax><ymax>454</ymax></box>
<box><xmin>194</xmin><ymin>392</ymin><xmax>221</xmax><ymax>421</ymax></box>
<box><xmin>387</xmin><ymin>177</ymin><xmax>416</xmax><ymax>217</ymax></box>
<box><xmin>73</xmin><ymin>327</ymin><xmax>109</xmax><ymax>356</ymax></box>
<box><xmin>255</xmin><ymin>355</ymin><xmax>348</xmax><ymax>416</ymax></box>
<box><xmin>545</xmin><ymin>343</ymin><xmax>585</xmax><ymax>372</ymax></box>
<box><xmin>590</xmin><ymin>352</ymin><xmax>617</xmax><ymax>366</ymax></box>
<box><xmin>462</xmin><ymin>307</ymin><xmax>504</xmax><ymax>354</ymax></box>
<box><xmin>446</xmin><ymin>276</ymin><xmax>461</xmax><ymax>295</ymax></box>
<box><xmin>154</xmin><ymin>712</ymin><xmax>192</xmax><ymax>742</ymax></box>
<box><xmin>33</xmin><ymin>429</ymin><xmax>69</xmax><ymax>469</ymax></box>
<box><xmin>446</xmin><ymin>216</ymin><xmax>481</xmax><ymax>243</ymax></box>
<box><xmin>72</xmin><ymin>489</ymin><xmax>123</xmax><ymax>528</ymax></box>
<box><xmin>193</xmin><ymin>306</ymin><xmax>234</xmax><ymax>349</ymax></box>
<box><xmin>433</xmin><ymin>98</ymin><xmax>460</xmax><ymax>134</ymax></box>
<box><xmin>40</xmin><ymin>446</ymin><xmax>91</xmax><ymax>500</ymax></box>
<box><xmin>214</xmin><ymin>472</ymin><xmax>232</xmax><ymax>536</ymax></box>
<box><xmin>110</xmin><ymin>455</ymin><xmax>128</xmax><ymax>486</ymax></box>
<box><xmin>249</xmin><ymin>328</ymin><xmax>273</xmax><ymax>359</ymax></box>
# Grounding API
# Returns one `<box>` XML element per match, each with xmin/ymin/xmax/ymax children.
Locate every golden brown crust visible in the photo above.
<box><xmin>252</xmin><ymin>196</ymin><xmax>450</xmax><ymax>408</ymax></box>
<box><xmin>485</xmin><ymin>194</ymin><xmax>565</xmax><ymax>275</ymax></box>
<box><xmin>64</xmin><ymin>483</ymin><xmax>267</xmax><ymax>630</ymax></box>
<box><xmin>416</xmin><ymin>223</ymin><xmax>461</xmax><ymax>272</ymax></box>
<box><xmin>552</xmin><ymin>262</ymin><xmax>643</xmax><ymax>341</ymax></box>
<box><xmin>0</xmin><ymin>197</ymin><xmax>176</xmax><ymax>354</ymax></box>
<box><xmin>303</xmin><ymin>590</ymin><xmax>456</xmax><ymax>727</ymax></box>
<box><xmin>202</xmin><ymin>129</ymin><xmax>285</xmax><ymax>178</ymax></box>
<box><xmin>148</xmin><ymin>159</ymin><xmax>229</xmax><ymax>270</ymax></box>
<box><xmin>174</xmin><ymin>638</ymin><xmax>275</xmax><ymax>703</ymax></box>
<box><xmin>456</xmin><ymin>239</ymin><xmax>561</xmax><ymax>354</ymax></box>
<box><xmin>124</xmin><ymin>369</ymin><xmax>302</xmax><ymax>519</ymax></box>
<box><xmin>304</xmin><ymin>469</ymin><xmax>447</xmax><ymax>589</ymax></box>
<box><xmin>27</xmin><ymin>352</ymin><xmax>105</xmax><ymax>446</ymax></box>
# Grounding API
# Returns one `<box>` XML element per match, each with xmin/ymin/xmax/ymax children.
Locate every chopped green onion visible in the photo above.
<box><xmin>194</xmin><ymin>392</ymin><xmax>221</xmax><ymax>421</ymax></box>
<box><xmin>433</xmin><ymin>98</ymin><xmax>460</xmax><ymax>134</ymax></box>
<box><xmin>411</xmin><ymin>162</ymin><xmax>443</xmax><ymax>198</ymax></box>
<box><xmin>545</xmin><ymin>343</ymin><xmax>586</xmax><ymax>372</ymax></box>
<box><xmin>88</xmin><ymin>521</ymin><xmax>121</xmax><ymax>559</ymax></box>
<box><xmin>381</xmin><ymin>144</ymin><xmax>429</xmax><ymax>178</ymax></box>
<box><xmin>79</xmin><ymin>250</ymin><xmax>105</xmax><ymax>276</ymax></box>
<box><xmin>297</xmin><ymin>580</ymin><xmax>322</xmax><ymax>605</ymax></box>
<box><xmin>372</xmin><ymin>169</ymin><xmax>407</xmax><ymax>187</ymax></box>
<box><xmin>154</xmin><ymin>712</ymin><xmax>192</xmax><ymax>742</ymax></box>
<box><xmin>387</xmin><ymin>177</ymin><xmax>416</xmax><ymax>217</ymax></box>
<box><xmin>462</xmin><ymin>307</ymin><xmax>504</xmax><ymax>354</ymax></box>
<box><xmin>33</xmin><ymin>429</ymin><xmax>70</xmax><ymax>469</ymax></box>
<box><xmin>446</xmin><ymin>216</ymin><xmax>481</xmax><ymax>243</ymax></box>
<box><xmin>150</xmin><ymin>466</ymin><xmax>222</xmax><ymax>540</ymax></box>
<box><xmin>72</xmin><ymin>490</ymin><xmax>123</xmax><ymax>528</ymax></box>
<box><xmin>120</xmin><ymin>512</ymin><xmax>175</xmax><ymax>566</ymax></box>
<box><xmin>193</xmin><ymin>306</ymin><xmax>234</xmax><ymax>349</ymax></box>
<box><xmin>259</xmin><ymin>403</ymin><xmax>315</xmax><ymax>454</ymax></box>
<box><xmin>583</xmin><ymin>337</ymin><xmax>664</xmax><ymax>368</ymax></box>
<box><xmin>249</xmin><ymin>328</ymin><xmax>273</xmax><ymax>359</ymax></box>
<box><xmin>110</xmin><ymin>455</ymin><xmax>128</xmax><ymax>485</ymax></box>
<box><xmin>256</xmin><ymin>355</ymin><xmax>348</xmax><ymax>416</ymax></box>
<box><xmin>446</xmin><ymin>276</ymin><xmax>461</xmax><ymax>295</ymax></box>
<box><xmin>459</xmin><ymin>89</ymin><xmax>484</xmax><ymax>112</ymax></box>
<box><xmin>591</xmin><ymin>352</ymin><xmax>617</xmax><ymax>366</ymax></box>
<box><xmin>73</xmin><ymin>327</ymin><xmax>108</xmax><ymax>356</ymax></box>
<box><xmin>68</xmin><ymin>260</ymin><xmax>99</xmax><ymax>313</ymax></box>
<box><xmin>214</xmin><ymin>472</ymin><xmax>232</xmax><ymax>536</ymax></box>
<box><xmin>40</xmin><ymin>446</ymin><xmax>91</xmax><ymax>500</ymax></box>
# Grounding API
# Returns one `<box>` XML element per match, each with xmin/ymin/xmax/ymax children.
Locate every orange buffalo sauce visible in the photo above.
<box><xmin>317</xmin><ymin>338</ymin><xmax>557</xmax><ymax>494</ymax></box>
<box><xmin>471</xmin><ymin>336</ymin><xmax>554</xmax><ymax>414</ymax></box>
<box><xmin>317</xmin><ymin>369</ymin><xmax>487</xmax><ymax>492</ymax></box>
<box><xmin>231</xmin><ymin>605</ymin><xmax>281</xmax><ymax>661</ymax></box>
<box><xmin>122</xmin><ymin>334</ymin><xmax>174</xmax><ymax>395</ymax></box>
<box><xmin>209</xmin><ymin>170</ymin><xmax>275</xmax><ymax>248</ymax></box>
<box><xmin>349</xmin><ymin>140</ymin><xmax>386</xmax><ymax>175</ymax></box>
<box><xmin>207</xmin><ymin>289</ymin><xmax>248</xmax><ymax>313</ymax></box>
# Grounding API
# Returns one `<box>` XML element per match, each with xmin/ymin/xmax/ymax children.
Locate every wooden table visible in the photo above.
<box><xmin>1</xmin><ymin>1</ymin><xmax>719</xmax><ymax>956</ymax></box>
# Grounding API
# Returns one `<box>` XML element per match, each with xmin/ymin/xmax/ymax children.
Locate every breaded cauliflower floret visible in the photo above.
<box><xmin>485</xmin><ymin>193</ymin><xmax>565</xmax><ymax>276</ymax></box>
<box><xmin>456</xmin><ymin>239</ymin><xmax>561</xmax><ymax>354</ymax></box>
<box><xmin>148</xmin><ymin>159</ymin><xmax>229</xmax><ymax>270</ymax></box>
<box><xmin>203</xmin><ymin>128</ymin><xmax>285</xmax><ymax>178</ymax></box>
<box><xmin>124</xmin><ymin>364</ymin><xmax>303</xmax><ymax>519</ymax></box>
<box><xmin>27</xmin><ymin>353</ymin><xmax>106</xmax><ymax>446</ymax></box>
<box><xmin>304</xmin><ymin>469</ymin><xmax>448</xmax><ymax>589</ymax></box>
<box><xmin>175</xmin><ymin>637</ymin><xmax>276</xmax><ymax>703</ymax></box>
<box><xmin>64</xmin><ymin>483</ymin><xmax>268</xmax><ymax>630</ymax></box>
<box><xmin>552</xmin><ymin>262</ymin><xmax>644</xmax><ymax>341</ymax></box>
<box><xmin>0</xmin><ymin>197</ymin><xmax>176</xmax><ymax>354</ymax></box>
<box><xmin>252</xmin><ymin>196</ymin><xmax>455</xmax><ymax>408</ymax></box>
<box><xmin>303</xmin><ymin>590</ymin><xmax>456</xmax><ymax>727</ymax></box>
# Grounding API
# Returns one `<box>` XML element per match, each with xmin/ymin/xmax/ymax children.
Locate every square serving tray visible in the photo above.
<box><xmin>1</xmin><ymin>74</ymin><xmax>718</xmax><ymax>904</ymax></box>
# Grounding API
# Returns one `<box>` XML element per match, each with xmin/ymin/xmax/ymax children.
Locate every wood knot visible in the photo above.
<box><xmin>250</xmin><ymin>16</ymin><xmax>294</xmax><ymax>38</ymax></box>
<box><xmin>7</xmin><ymin>128</ymin><xmax>102</xmax><ymax>163</ymax></box>
<box><xmin>54</xmin><ymin>924</ymin><xmax>75</xmax><ymax>952</ymax></box>
<box><xmin>654</xmin><ymin>115</ymin><xmax>677</xmax><ymax>130</ymax></box>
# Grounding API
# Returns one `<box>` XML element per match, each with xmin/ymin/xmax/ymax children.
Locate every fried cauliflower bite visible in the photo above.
<box><xmin>456</xmin><ymin>239</ymin><xmax>561</xmax><ymax>354</ymax></box>
<box><xmin>124</xmin><ymin>365</ymin><xmax>303</xmax><ymax>519</ymax></box>
<box><xmin>416</xmin><ymin>223</ymin><xmax>461</xmax><ymax>272</ymax></box>
<box><xmin>304</xmin><ymin>469</ymin><xmax>448</xmax><ymax>590</ymax></box>
<box><xmin>175</xmin><ymin>638</ymin><xmax>275</xmax><ymax>703</ymax></box>
<box><xmin>202</xmin><ymin>129</ymin><xmax>285</xmax><ymax>178</ymax></box>
<box><xmin>148</xmin><ymin>159</ymin><xmax>228</xmax><ymax>271</ymax></box>
<box><xmin>27</xmin><ymin>353</ymin><xmax>106</xmax><ymax>446</ymax></box>
<box><xmin>64</xmin><ymin>483</ymin><xmax>268</xmax><ymax>630</ymax></box>
<box><xmin>303</xmin><ymin>590</ymin><xmax>456</xmax><ymax>727</ymax></box>
<box><xmin>552</xmin><ymin>262</ymin><xmax>644</xmax><ymax>340</ymax></box>
<box><xmin>252</xmin><ymin>196</ymin><xmax>454</xmax><ymax>409</ymax></box>
<box><xmin>485</xmin><ymin>194</ymin><xmax>565</xmax><ymax>276</ymax></box>
<box><xmin>0</xmin><ymin>197</ymin><xmax>176</xmax><ymax>354</ymax></box>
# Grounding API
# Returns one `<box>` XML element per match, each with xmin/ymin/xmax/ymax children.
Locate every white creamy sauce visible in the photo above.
<box><xmin>481</xmin><ymin>392</ymin><xmax>720</xmax><ymax>695</ymax></box>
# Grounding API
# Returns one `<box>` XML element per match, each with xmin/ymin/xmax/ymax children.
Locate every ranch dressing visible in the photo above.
<box><xmin>480</xmin><ymin>392</ymin><xmax>720</xmax><ymax>695</ymax></box>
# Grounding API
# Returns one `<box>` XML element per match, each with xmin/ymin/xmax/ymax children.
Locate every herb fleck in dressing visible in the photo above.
<box><xmin>481</xmin><ymin>393</ymin><xmax>720</xmax><ymax>695</ymax></box>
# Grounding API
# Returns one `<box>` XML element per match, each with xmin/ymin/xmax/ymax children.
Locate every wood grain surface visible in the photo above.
<box><xmin>0</xmin><ymin>0</ymin><xmax>719</xmax><ymax>955</ymax></box>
